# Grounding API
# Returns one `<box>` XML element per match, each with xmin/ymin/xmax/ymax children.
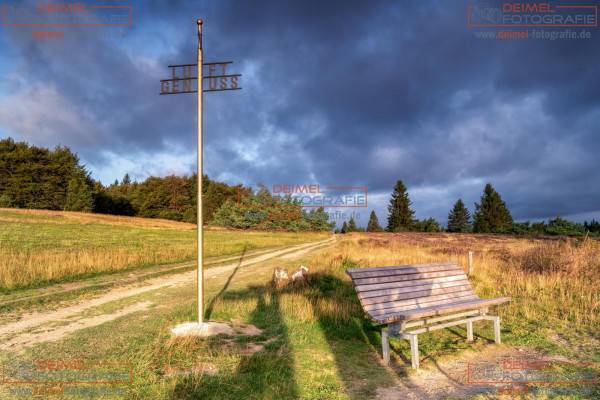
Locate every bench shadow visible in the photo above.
<box><xmin>173</xmin><ymin>283</ymin><xmax>299</xmax><ymax>399</ymax></box>
<box><xmin>304</xmin><ymin>272</ymin><xmax>434</xmax><ymax>400</ymax></box>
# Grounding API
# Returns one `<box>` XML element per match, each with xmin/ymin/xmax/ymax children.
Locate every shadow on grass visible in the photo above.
<box><xmin>173</xmin><ymin>264</ymin><xmax>435</xmax><ymax>399</ymax></box>
<box><xmin>302</xmin><ymin>272</ymin><xmax>433</xmax><ymax>399</ymax></box>
<box><xmin>203</xmin><ymin>245</ymin><xmax>247</xmax><ymax>321</ymax></box>
<box><xmin>173</xmin><ymin>283</ymin><xmax>299</xmax><ymax>399</ymax></box>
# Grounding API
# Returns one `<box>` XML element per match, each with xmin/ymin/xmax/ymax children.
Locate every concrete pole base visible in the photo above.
<box><xmin>171</xmin><ymin>321</ymin><xmax>234</xmax><ymax>338</ymax></box>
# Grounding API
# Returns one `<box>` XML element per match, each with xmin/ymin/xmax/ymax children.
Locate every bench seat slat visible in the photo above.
<box><xmin>365</xmin><ymin>293</ymin><xmax>480</xmax><ymax>316</ymax></box>
<box><xmin>361</xmin><ymin>290</ymin><xmax>479</xmax><ymax>308</ymax></box>
<box><xmin>368</xmin><ymin>295</ymin><xmax>481</xmax><ymax>317</ymax></box>
<box><xmin>374</xmin><ymin>297</ymin><xmax>511</xmax><ymax>323</ymax></box>
<box><xmin>355</xmin><ymin>274</ymin><xmax>467</xmax><ymax>292</ymax></box>
<box><xmin>346</xmin><ymin>262</ymin><xmax>457</xmax><ymax>274</ymax></box>
<box><xmin>358</xmin><ymin>284</ymin><xmax>474</xmax><ymax>303</ymax></box>
<box><xmin>358</xmin><ymin>281</ymin><xmax>473</xmax><ymax>300</ymax></box>
<box><xmin>352</xmin><ymin>269</ymin><xmax>467</xmax><ymax>285</ymax></box>
<box><xmin>347</xmin><ymin>263</ymin><xmax>462</xmax><ymax>279</ymax></box>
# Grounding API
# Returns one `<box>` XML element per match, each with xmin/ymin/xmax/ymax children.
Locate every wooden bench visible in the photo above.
<box><xmin>346</xmin><ymin>262</ymin><xmax>510</xmax><ymax>369</ymax></box>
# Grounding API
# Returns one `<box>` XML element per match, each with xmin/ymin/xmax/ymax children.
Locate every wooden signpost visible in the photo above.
<box><xmin>160</xmin><ymin>19</ymin><xmax>241</xmax><ymax>327</ymax></box>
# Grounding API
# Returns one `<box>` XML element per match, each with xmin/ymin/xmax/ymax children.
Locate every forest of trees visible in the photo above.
<box><xmin>1</xmin><ymin>138</ymin><xmax>598</xmax><ymax>236</ymax></box>
<box><xmin>0</xmin><ymin>138</ymin><xmax>92</xmax><ymax>211</ymax></box>
<box><xmin>0</xmin><ymin>138</ymin><xmax>330</xmax><ymax>231</ymax></box>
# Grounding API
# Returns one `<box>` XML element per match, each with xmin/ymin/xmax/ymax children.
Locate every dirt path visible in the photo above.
<box><xmin>375</xmin><ymin>346</ymin><xmax>583</xmax><ymax>399</ymax></box>
<box><xmin>0</xmin><ymin>237</ymin><xmax>334</xmax><ymax>352</ymax></box>
<box><xmin>0</xmin><ymin>240</ymin><xmax>328</xmax><ymax>308</ymax></box>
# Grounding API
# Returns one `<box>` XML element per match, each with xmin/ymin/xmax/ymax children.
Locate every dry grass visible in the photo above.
<box><xmin>312</xmin><ymin>232</ymin><xmax>600</xmax><ymax>332</ymax></box>
<box><xmin>0</xmin><ymin>208</ymin><xmax>328</xmax><ymax>290</ymax></box>
<box><xmin>0</xmin><ymin>207</ymin><xmax>196</xmax><ymax>230</ymax></box>
<box><xmin>4</xmin><ymin>231</ymin><xmax>596</xmax><ymax>399</ymax></box>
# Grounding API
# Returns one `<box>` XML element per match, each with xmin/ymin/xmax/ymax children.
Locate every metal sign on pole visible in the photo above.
<box><xmin>163</xmin><ymin>19</ymin><xmax>241</xmax><ymax>335</ymax></box>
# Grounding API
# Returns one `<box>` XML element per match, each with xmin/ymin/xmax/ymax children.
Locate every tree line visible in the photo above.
<box><xmin>346</xmin><ymin>179</ymin><xmax>599</xmax><ymax>237</ymax></box>
<box><xmin>1</xmin><ymin>138</ymin><xmax>598</xmax><ymax>236</ymax></box>
<box><xmin>0</xmin><ymin>138</ymin><xmax>332</xmax><ymax>231</ymax></box>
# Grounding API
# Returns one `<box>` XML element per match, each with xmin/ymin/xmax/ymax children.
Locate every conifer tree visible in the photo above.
<box><xmin>340</xmin><ymin>221</ymin><xmax>348</xmax><ymax>234</ymax></box>
<box><xmin>366</xmin><ymin>210</ymin><xmax>383</xmax><ymax>232</ymax></box>
<box><xmin>387</xmin><ymin>180</ymin><xmax>415</xmax><ymax>232</ymax></box>
<box><xmin>447</xmin><ymin>199</ymin><xmax>471</xmax><ymax>232</ymax></box>
<box><xmin>64</xmin><ymin>175</ymin><xmax>93</xmax><ymax>212</ymax></box>
<box><xmin>473</xmin><ymin>183</ymin><xmax>513</xmax><ymax>233</ymax></box>
<box><xmin>347</xmin><ymin>217</ymin><xmax>358</xmax><ymax>232</ymax></box>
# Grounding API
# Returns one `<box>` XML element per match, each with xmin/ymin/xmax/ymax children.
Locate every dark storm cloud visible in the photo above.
<box><xmin>0</xmin><ymin>0</ymin><xmax>598</xmax><ymax>223</ymax></box>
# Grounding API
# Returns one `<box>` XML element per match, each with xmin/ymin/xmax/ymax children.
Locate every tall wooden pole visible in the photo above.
<box><xmin>197</xmin><ymin>19</ymin><xmax>204</xmax><ymax>324</ymax></box>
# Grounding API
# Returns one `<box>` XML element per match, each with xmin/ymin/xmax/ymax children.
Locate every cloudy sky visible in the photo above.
<box><xmin>0</xmin><ymin>0</ymin><xmax>598</xmax><ymax>227</ymax></box>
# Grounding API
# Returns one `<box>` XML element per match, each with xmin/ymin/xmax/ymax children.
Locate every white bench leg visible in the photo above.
<box><xmin>382</xmin><ymin>327</ymin><xmax>390</xmax><ymax>365</ymax></box>
<box><xmin>466</xmin><ymin>320</ymin><xmax>474</xmax><ymax>342</ymax></box>
<box><xmin>493</xmin><ymin>316</ymin><xmax>501</xmax><ymax>344</ymax></box>
<box><xmin>409</xmin><ymin>334</ymin><xmax>419</xmax><ymax>369</ymax></box>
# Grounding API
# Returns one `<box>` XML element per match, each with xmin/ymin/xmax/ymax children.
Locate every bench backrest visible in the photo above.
<box><xmin>346</xmin><ymin>263</ymin><xmax>479</xmax><ymax>323</ymax></box>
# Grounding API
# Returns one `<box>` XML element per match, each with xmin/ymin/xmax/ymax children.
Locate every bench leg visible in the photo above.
<box><xmin>382</xmin><ymin>327</ymin><xmax>390</xmax><ymax>365</ymax></box>
<box><xmin>466</xmin><ymin>320</ymin><xmax>474</xmax><ymax>342</ymax></box>
<box><xmin>409</xmin><ymin>334</ymin><xmax>419</xmax><ymax>369</ymax></box>
<box><xmin>492</xmin><ymin>316</ymin><xmax>501</xmax><ymax>344</ymax></box>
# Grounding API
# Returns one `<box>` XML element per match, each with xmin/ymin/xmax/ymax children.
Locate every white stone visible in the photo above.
<box><xmin>171</xmin><ymin>321</ymin><xmax>234</xmax><ymax>337</ymax></box>
<box><xmin>273</xmin><ymin>267</ymin><xmax>289</xmax><ymax>288</ymax></box>
<box><xmin>274</xmin><ymin>267</ymin><xmax>289</xmax><ymax>280</ymax></box>
<box><xmin>292</xmin><ymin>265</ymin><xmax>309</xmax><ymax>281</ymax></box>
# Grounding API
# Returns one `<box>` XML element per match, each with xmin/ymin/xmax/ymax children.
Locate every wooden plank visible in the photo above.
<box><xmin>361</xmin><ymin>290</ymin><xmax>479</xmax><ymax>307</ymax></box>
<box><xmin>361</xmin><ymin>286</ymin><xmax>475</xmax><ymax>310</ymax></box>
<box><xmin>376</xmin><ymin>297</ymin><xmax>511</xmax><ymax>323</ymax></box>
<box><xmin>382</xmin><ymin>327</ymin><xmax>390</xmax><ymax>365</ymax></box>
<box><xmin>368</xmin><ymin>292</ymin><xmax>478</xmax><ymax>316</ymax></box>
<box><xmin>466</xmin><ymin>320</ymin><xmax>474</xmax><ymax>341</ymax></box>
<box><xmin>346</xmin><ymin>262</ymin><xmax>457</xmax><ymax>274</ymax></box>
<box><xmin>353</xmin><ymin>269</ymin><xmax>467</xmax><ymax>285</ymax></box>
<box><xmin>403</xmin><ymin>314</ymin><xmax>488</xmax><ymax>334</ymax></box>
<box><xmin>360</xmin><ymin>286</ymin><xmax>473</xmax><ymax>305</ymax></box>
<box><xmin>361</xmin><ymin>286</ymin><xmax>475</xmax><ymax>306</ymax></box>
<box><xmin>367</xmin><ymin>293</ymin><xmax>479</xmax><ymax>316</ymax></box>
<box><xmin>387</xmin><ymin>293</ymin><xmax>480</xmax><ymax>312</ymax></box>
<box><xmin>409</xmin><ymin>334</ymin><xmax>419</xmax><ymax>369</ymax></box>
<box><xmin>354</xmin><ymin>274</ymin><xmax>467</xmax><ymax>293</ymax></box>
<box><xmin>358</xmin><ymin>281</ymin><xmax>473</xmax><ymax>300</ymax></box>
<box><xmin>403</xmin><ymin>310</ymin><xmax>482</xmax><ymax>329</ymax></box>
<box><xmin>348</xmin><ymin>263</ymin><xmax>461</xmax><ymax>279</ymax></box>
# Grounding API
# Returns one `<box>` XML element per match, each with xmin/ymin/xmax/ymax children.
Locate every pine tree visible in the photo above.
<box><xmin>366</xmin><ymin>210</ymin><xmax>383</xmax><ymax>232</ymax></box>
<box><xmin>122</xmin><ymin>173</ymin><xmax>131</xmax><ymax>185</ymax></box>
<box><xmin>447</xmin><ymin>199</ymin><xmax>471</xmax><ymax>232</ymax></box>
<box><xmin>414</xmin><ymin>218</ymin><xmax>442</xmax><ymax>232</ymax></box>
<box><xmin>340</xmin><ymin>221</ymin><xmax>348</xmax><ymax>234</ymax></box>
<box><xmin>473</xmin><ymin>183</ymin><xmax>513</xmax><ymax>233</ymax></box>
<box><xmin>347</xmin><ymin>217</ymin><xmax>358</xmax><ymax>232</ymax></box>
<box><xmin>64</xmin><ymin>175</ymin><xmax>93</xmax><ymax>212</ymax></box>
<box><xmin>387</xmin><ymin>180</ymin><xmax>415</xmax><ymax>232</ymax></box>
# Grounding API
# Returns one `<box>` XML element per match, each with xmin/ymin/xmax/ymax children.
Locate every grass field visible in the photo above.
<box><xmin>1</xmin><ymin>212</ymin><xmax>599</xmax><ymax>399</ymax></box>
<box><xmin>1</xmin><ymin>231</ymin><xmax>597</xmax><ymax>399</ymax></box>
<box><xmin>0</xmin><ymin>208</ymin><xmax>328</xmax><ymax>290</ymax></box>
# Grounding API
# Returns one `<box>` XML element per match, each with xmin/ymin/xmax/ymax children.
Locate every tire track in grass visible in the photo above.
<box><xmin>0</xmin><ymin>238</ymin><xmax>334</xmax><ymax>308</ymax></box>
<box><xmin>0</xmin><ymin>238</ymin><xmax>335</xmax><ymax>351</ymax></box>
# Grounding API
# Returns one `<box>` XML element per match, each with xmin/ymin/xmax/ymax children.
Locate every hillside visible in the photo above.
<box><xmin>0</xmin><ymin>208</ymin><xmax>329</xmax><ymax>290</ymax></box>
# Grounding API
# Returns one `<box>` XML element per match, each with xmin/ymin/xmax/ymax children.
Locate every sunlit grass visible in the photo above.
<box><xmin>1</xmin><ymin>225</ymin><xmax>598</xmax><ymax>399</ymax></box>
<box><xmin>0</xmin><ymin>208</ymin><xmax>328</xmax><ymax>290</ymax></box>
